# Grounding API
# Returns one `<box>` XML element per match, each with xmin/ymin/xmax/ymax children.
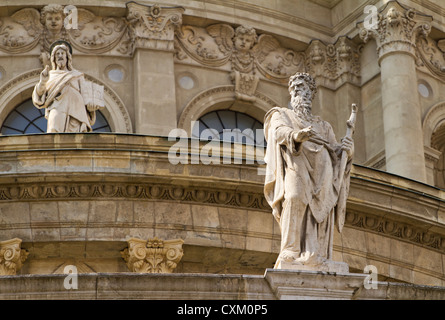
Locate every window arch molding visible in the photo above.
<box><xmin>178</xmin><ymin>85</ymin><xmax>280</xmax><ymax>135</ymax></box>
<box><xmin>423</xmin><ymin>101</ymin><xmax>445</xmax><ymax>147</ymax></box>
<box><xmin>0</xmin><ymin>69</ymin><xmax>132</xmax><ymax>134</ymax></box>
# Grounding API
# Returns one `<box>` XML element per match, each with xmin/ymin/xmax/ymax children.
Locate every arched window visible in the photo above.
<box><xmin>0</xmin><ymin>99</ymin><xmax>111</xmax><ymax>135</ymax></box>
<box><xmin>192</xmin><ymin>110</ymin><xmax>265</xmax><ymax>145</ymax></box>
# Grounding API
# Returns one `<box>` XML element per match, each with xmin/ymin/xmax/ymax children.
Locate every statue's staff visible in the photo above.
<box><xmin>338</xmin><ymin>103</ymin><xmax>357</xmax><ymax>188</ymax></box>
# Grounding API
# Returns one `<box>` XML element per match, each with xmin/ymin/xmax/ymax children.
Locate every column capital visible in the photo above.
<box><xmin>359</xmin><ymin>1</ymin><xmax>432</xmax><ymax>62</ymax></box>
<box><xmin>121</xmin><ymin>237</ymin><xmax>184</xmax><ymax>273</ymax></box>
<box><xmin>0</xmin><ymin>238</ymin><xmax>28</xmax><ymax>275</ymax></box>
<box><xmin>126</xmin><ymin>2</ymin><xmax>184</xmax><ymax>52</ymax></box>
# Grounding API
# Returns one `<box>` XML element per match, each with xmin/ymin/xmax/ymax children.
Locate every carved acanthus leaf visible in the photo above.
<box><xmin>359</xmin><ymin>2</ymin><xmax>432</xmax><ymax>59</ymax></box>
<box><xmin>121</xmin><ymin>237</ymin><xmax>184</xmax><ymax>273</ymax></box>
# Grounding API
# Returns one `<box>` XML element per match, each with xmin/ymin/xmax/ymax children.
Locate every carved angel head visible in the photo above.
<box><xmin>233</xmin><ymin>25</ymin><xmax>257</xmax><ymax>52</ymax></box>
<box><xmin>41</xmin><ymin>4</ymin><xmax>65</xmax><ymax>35</ymax></box>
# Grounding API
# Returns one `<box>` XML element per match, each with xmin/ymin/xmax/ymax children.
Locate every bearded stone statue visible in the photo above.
<box><xmin>264</xmin><ymin>72</ymin><xmax>356</xmax><ymax>272</ymax></box>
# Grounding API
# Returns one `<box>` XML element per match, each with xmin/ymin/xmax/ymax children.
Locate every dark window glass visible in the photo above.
<box><xmin>1</xmin><ymin>99</ymin><xmax>111</xmax><ymax>135</ymax></box>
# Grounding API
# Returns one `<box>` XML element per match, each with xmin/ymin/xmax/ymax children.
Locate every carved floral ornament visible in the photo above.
<box><xmin>121</xmin><ymin>237</ymin><xmax>184</xmax><ymax>273</ymax></box>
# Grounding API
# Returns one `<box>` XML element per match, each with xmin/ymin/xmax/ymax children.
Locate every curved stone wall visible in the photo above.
<box><xmin>0</xmin><ymin>133</ymin><xmax>444</xmax><ymax>286</ymax></box>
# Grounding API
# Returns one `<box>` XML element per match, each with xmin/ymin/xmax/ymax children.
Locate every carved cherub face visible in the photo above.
<box><xmin>234</xmin><ymin>33</ymin><xmax>255</xmax><ymax>52</ymax></box>
<box><xmin>44</xmin><ymin>11</ymin><xmax>64</xmax><ymax>34</ymax></box>
<box><xmin>233</xmin><ymin>26</ymin><xmax>257</xmax><ymax>53</ymax></box>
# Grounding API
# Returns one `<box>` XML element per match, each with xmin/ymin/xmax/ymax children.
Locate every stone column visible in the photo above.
<box><xmin>127</xmin><ymin>3</ymin><xmax>184</xmax><ymax>136</ymax></box>
<box><xmin>359</xmin><ymin>2</ymin><xmax>432</xmax><ymax>182</ymax></box>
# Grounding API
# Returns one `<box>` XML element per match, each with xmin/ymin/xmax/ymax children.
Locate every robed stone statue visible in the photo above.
<box><xmin>264</xmin><ymin>72</ymin><xmax>356</xmax><ymax>272</ymax></box>
<box><xmin>32</xmin><ymin>40</ymin><xmax>104</xmax><ymax>133</ymax></box>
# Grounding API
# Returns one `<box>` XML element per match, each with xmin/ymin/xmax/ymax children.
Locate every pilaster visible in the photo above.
<box><xmin>127</xmin><ymin>2</ymin><xmax>184</xmax><ymax>135</ymax></box>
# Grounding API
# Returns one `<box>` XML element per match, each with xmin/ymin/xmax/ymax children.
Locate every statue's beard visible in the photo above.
<box><xmin>291</xmin><ymin>96</ymin><xmax>313</xmax><ymax>120</ymax></box>
<box><xmin>56</xmin><ymin>60</ymin><xmax>66</xmax><ymax>70</ymax></box>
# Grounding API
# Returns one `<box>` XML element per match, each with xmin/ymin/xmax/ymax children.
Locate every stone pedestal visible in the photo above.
<box><xmin>275</xmin><ymin>259</ymin><xmax>349</xmax><ymax>273</ymax></box>
<box><xmin>264</xmin><ymin>269</ymin><xmax>368</xmax><ymax>300</ymax></box>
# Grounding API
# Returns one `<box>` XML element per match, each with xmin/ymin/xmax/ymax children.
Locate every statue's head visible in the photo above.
<box><xmin>41</xmin><ymin>4</ymin><xmax>65</xmax><ymax>34</ymax></box>
<box><xmin>288</xmin><ymin>72</ymin><xmax>317</xmax><ymax>112</ymax></box>
<box><xmin>50</xmin><ymin>41</ymin><xmax>73</xmax><ymax>71</ymax></box>
<box><xmin>234</xmin><ymin>26</ymin><xmax>257</xmax><ymax>52</ymax></box>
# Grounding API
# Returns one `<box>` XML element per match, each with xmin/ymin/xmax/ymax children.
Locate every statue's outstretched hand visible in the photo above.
<box><xmin>293</xmin><ymin>126</ymin><xmax>315</xmax><ymax>143</ymax></box>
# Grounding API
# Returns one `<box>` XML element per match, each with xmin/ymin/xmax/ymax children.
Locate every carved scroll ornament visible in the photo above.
<box><xmin>0</xmin><ymin>238</ymin><xmax>28</xmax><ymax>275</ymax></box>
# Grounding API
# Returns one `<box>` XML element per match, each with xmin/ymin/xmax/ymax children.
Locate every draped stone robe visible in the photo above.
<box><xmin>264</xmin><ymin>107</ymin><xmax>351</xmax><ymax>264</ymax></box>
<box><xmin>32</xmin><ymin>69</ymin><xmax>95</xmax><ymax>133</ymax></box>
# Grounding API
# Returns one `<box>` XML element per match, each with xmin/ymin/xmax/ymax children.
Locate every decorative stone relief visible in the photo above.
<box><xmin>126</xmin><ymin>2</ymin><xmax>184</xmax><ymax>52</ymax></box>
<box><xmin>359</xmin><ymin>2</ymin><xmax>431</xmax><ymax>61</ymax></box>
<box><xmin>416</xmin><ymin>36</ymin><xmax>445</xmax><ymax>79</ymax></box>
<box><xmin>121</xmin><ymin>237</ymin><xmax>184</xmax><ymax>273</ymax></box>
<box><xmin>0</xmin><ymin>4</ymin><xmax>130</xmax><ymax>64</ymax></box>
<box><xmin>175</xmin><ymin>23</ymin><xmax>305</xmax><ymax>101</ymax></box>
<box><xmin>305</xmin><ymin>36</ymin><xmax>361</xmax><ymax>89</ymax></box>
<box><xmin>0</xmin><ymin>8</ymin><xmax>42</xmax><ymax>54</ymax></box>
<box><xmin>0</xmin><ymin>238</ymin><xmax>28</xmax><ymax>275</ymax></box>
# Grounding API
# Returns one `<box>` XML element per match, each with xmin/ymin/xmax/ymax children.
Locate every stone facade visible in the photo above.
<box><xmin>1</xmin><ymin>0</ymin><xmax>445</xmax><ymax>300</ymax></box>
